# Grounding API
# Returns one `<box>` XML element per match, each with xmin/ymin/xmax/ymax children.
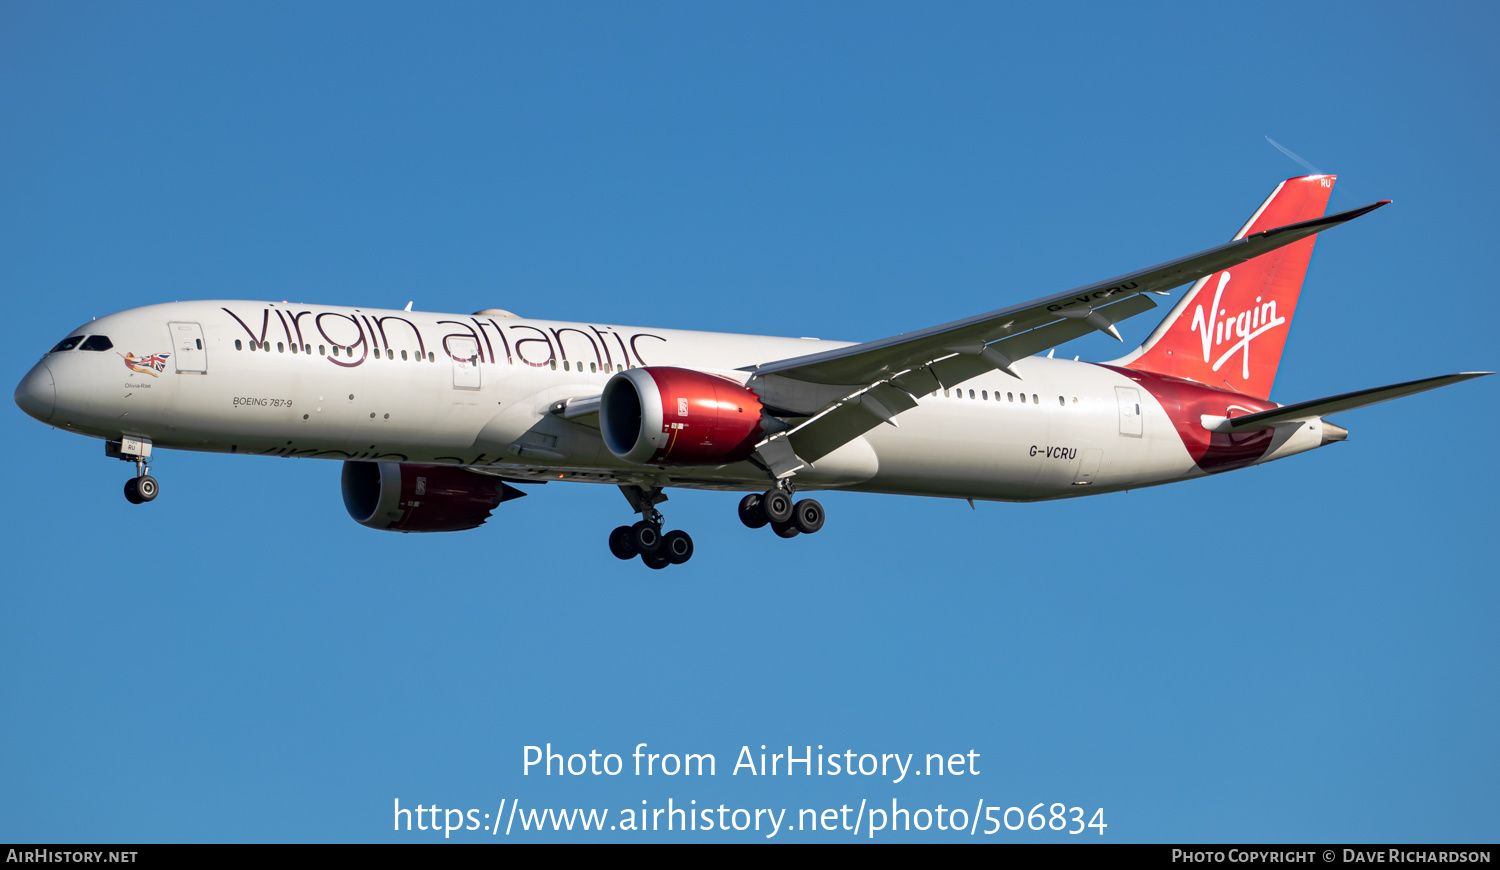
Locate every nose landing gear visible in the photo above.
<box><xmin>738</xmin><ymin>486</ymin><xmax>824</xmax><ymax>539</ymax></box>
<box><xmin>123</xmin><ymin>473</ymin><xmax>159</xmax><ymax>504</ymax></box>
<box><xmin>109</xmin><ymin>438</ymin><xmax>159</xmax><ymax>505</ymax></box>
<box><xmin>610</xmin><ymin>485</ymin><xmax>694</xmax><ymax>568</ymax></box>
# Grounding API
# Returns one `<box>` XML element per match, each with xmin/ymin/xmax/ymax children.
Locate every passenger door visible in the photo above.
<box><xmin>169</xmin><ymin>322</ymin><xmax>207</xmax><ymax>373</ymax></box>
<box><xmin>450</xmin><ymin>337</ymin><xmax>481</xmax><ymax>390</ymax></box>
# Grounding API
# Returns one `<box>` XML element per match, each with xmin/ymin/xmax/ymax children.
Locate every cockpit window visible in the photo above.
<box><xmin>50</xmin><ymin>336</ymin><xmax>85</xmax><ymax>353</ymax></box>
<box><xmin>79</xmin><ymin>335</ymin><xmax>114</xmax><ymax>352</ymax></box>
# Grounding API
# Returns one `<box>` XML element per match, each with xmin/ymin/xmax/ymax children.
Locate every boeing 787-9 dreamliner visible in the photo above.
<box><xmin>15</xmin><ymin>175</ymin><xmax>1489</xmax><ymax>568</ymax></box>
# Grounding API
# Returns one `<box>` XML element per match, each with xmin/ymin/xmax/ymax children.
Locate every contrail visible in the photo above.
<box><xmin>1265</xmin><ymin>136</ymin><xmax>1323</xmax><ymax>176</ymax></box>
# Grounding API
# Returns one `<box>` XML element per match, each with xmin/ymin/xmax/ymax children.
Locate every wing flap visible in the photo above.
<box><xmin>926</xmin><ymin>294</ymin><xmax>1158</xmax><ymax>390</ymax></box>
<box><xmin>760</xmin><ymin>294</ymin><xmax>1161</xmax><ymax>465</ymax></box>
<box><xmin>787</xmin><ymin>383</ymin><xmax>921</xmax><ymax>463</ymax></box>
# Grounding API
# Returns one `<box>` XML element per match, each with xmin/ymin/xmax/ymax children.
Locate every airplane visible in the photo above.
<box><xmin>14</xmin><ymin>175</ymin><xmax>1490</xmax><ymax>569</ymax></box>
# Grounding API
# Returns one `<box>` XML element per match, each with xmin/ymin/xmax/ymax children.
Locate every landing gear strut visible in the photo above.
<box><xmin>609</xmin><ymin>485</ymin><xmax>694</xmax><ymax>568</ymax></box>
<box><xmin>110</xmin><ymin>439</ymin><xmax>159</xmax><ymax>505</ymax></box>
<box><xmin>738</xmin><ymin>484</ymin><xmax>825</xmax><ymax>539</ymax></box>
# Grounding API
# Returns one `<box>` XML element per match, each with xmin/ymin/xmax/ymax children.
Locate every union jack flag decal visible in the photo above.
<box><xmin>120</xmin><ymin>351</ymin><xmax>171</xmax><ymax>377</ymax></box>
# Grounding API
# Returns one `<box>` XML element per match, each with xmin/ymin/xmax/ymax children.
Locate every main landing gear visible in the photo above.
<box><xmin>738</xmin><ymin>486</ymin><xmax>824</xmax><ymax>539</ymax></box>
<box><xmin>609</xmin><ymin>485</ymin><xmax>694</xmax><ymax>569</ymax></box>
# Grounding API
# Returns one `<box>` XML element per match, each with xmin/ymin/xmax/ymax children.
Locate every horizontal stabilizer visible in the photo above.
<box><xmin>1201</xmin><ymin>372</ymin><xmax>1492</xmax><ymax>432</ymax></box>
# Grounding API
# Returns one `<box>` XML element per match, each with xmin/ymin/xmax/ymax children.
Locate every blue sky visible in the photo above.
<box><xmin>2</xmin><ymin>2</ymin><xmax>1495</xmax><ymax>842</ymax></box>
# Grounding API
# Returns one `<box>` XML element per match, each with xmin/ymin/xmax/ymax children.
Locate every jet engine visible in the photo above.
<box><xmin>341</xmin><ymin>461</ymin><xmax>526</xmax><ymax>532</ymax></box>
<box><xmin>599</xmin><ymin>367</ymin><xmax>765</xmax><ymax>466</ymax></box>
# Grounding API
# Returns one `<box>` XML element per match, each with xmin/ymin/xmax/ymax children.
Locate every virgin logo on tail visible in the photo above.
<box><xmin>1188</xmin><ymin>271</ymin><xmax>1287</xmax><ymax>380</ymax></box>
<box><xmin>1118</xmin><ymin>175</ymin><xmax>1335</xmax><ymax>400</ymax></box>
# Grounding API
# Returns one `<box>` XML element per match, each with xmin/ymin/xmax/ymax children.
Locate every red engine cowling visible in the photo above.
<box><xmin>341</xmin><ymin>461</ymin><xmax>526</xmax><ymax>532</ymax></box>
<box><xmin>600</xmin><ymin>367</ymin><xmax>765</xmax><ymax>466</ymax></box>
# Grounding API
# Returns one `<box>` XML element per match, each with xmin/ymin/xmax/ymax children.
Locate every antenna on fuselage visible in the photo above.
<box><xmin>405</xmin><ymin>301</ymin><xmax>413</xmax><ymax>311</ymax></box>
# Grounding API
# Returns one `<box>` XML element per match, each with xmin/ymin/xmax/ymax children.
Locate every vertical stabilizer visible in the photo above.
<box><xmin>1115</xmin><ymin>175</ymin><xmax>1336</xmax><ymax>399</ymax></box>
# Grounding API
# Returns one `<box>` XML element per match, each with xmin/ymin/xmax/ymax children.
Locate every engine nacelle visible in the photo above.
<box><xmin>341</xmin><ymin>461</ymin><xmax>526</xmax><ymax>532</ymax></box>
<box><xmin>600</xmin><ymin>367</ymin><xmax>765</xmax><ymax>466</ymax></box>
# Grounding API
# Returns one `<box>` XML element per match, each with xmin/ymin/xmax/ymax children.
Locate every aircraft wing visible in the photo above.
<box><xmin>753</xmin><ymin>200</ymin><xmax>1389</xmax><ymax>387</ymax></box>
<box><xmin>745</xmin><ymin>200</ymin><xmax>1390</xmax><ymax>475</ymax></box>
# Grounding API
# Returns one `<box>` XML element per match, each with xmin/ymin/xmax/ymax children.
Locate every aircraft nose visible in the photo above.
<box><xmin>15</xmin><ymin>361</ymin><xmax>56</xmax><ymax>423</ymax></box>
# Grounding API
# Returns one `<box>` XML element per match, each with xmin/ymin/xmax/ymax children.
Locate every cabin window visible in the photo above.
<box><xmin>1007</xmin><ymin>392</ymin><xmax>1014</xmax><ymax>402</ymax></box>
<box><xmin>969</xmin><ymin>390</ymin><xmax>975</xmax><ymax>399</ymax></box>
<box><xmin>291</xmin><ymin>343</ymin><xmax>298</xmax><ymax>354</ymax></box>
<box><xmin>1033</xmin><ymin>394</ymin><xmax>1039</xmax><ymax>404</ymax></box>
<box><xmin>1019</xmin><ymin>392</ymin><xmax>1026</xmax><ymax>403</ymax></box>
<box><xmin>264</xmin><ymin>341</ymin><xmax>270</xmax><ymax>352</ymax></box>
<box><xmin>550</xmin><ymin>360</ymin><xmax>557</xmax><ymax>370</ymax></box>
<box><xmin>982</xmin><ymin>391</ymin><xmax>988</xmax><ymax>400</ymax></box>
<box><xmin>319</xmin><ymin>345</ymin><xmax>326</xmax><ymax>356</ymax></box>
<box><xmin>234</xmin><ymin>339</ymin><xmax>243</xmax><ymax>351</ymax></box>
<box><xmin>304</xmin><ymin>344</ymin><xmax>311</xmax><ymax>354</ymax></box>
<box><xmin>277</xmin><ymin>342</ymin><xmax>285</xmax><ymax>353</ymax></box>
<box><xmin>387</xmin><ymin>349</ymin><xmax>393</xmax><ymax>360</ymax></box>
<box><xmin>1058</xmin><ymin>396</ymin><xmax>1065</xmax><ymax>406</ymax></box>
<box><xmin>943</xmin><ymin>389</ymin><xmax>950</xmax><ymax>397</ymax></box>
<box><xmin>332</xmin><ymin>347</ymin><xmax>340</xmax><ymax>357</ymax></box>
<box><xmin>428</xmin><ymin>352</ymin><xmax>435</xmax><ymax>362</ymax></box>
<box><xmin>564</xmin><ymin>361</ymin><xmax>571</xmax><ymax>371</ymax></box>
<box><xmin>401</xmin><ymin>350</ymin><xmax>408</xmax><ymax>361</ymax></box>
<box><xmin>195</xmin><ymin>339</ymin><xmax>202</xmax><ymax>349</ymax></box>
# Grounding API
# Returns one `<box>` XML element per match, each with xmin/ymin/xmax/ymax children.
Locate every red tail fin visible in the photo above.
<box><xmin>1118</xmin><ymin>175</ymin><xmax>1336</xmax><ymax>399</ymax></box>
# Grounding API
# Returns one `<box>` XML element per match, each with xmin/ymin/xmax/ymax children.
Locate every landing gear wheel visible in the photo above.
<box><xmin>641</xmin><ymin>552</ymin><xmax>671</xmax><ymax>570</ymax></box>
<box><xmin>124</xmin><ymin>478</ymin><xmax>143</xmax><ymax>504</ymax></box>
<box><xmin>136</xmin><ymin>475</ymin><xmax>159</xmax><ymax>502</ymax></box>
<box><xmin>662</xmin><ymin>530</ymin><xmax>694</xmax><ymax>565</ymax></box>
<box><xmin>631</xmin><ymin>520</ymin><xmax>663</xmax><ymax>556</ymax></box>
<box><xmin>608</xmin><ymin>525</ymin><xmax>638</xmax><ymax>560</ymax></box>
<box><xmin>772</xmin><ymin>520</ymin><xmax>801</xmax><ymax>539</ymax></box>
<box><xmin>738</xmin><ymin>493</ymin><xmax>769</xmax><ymax>529</ymax></box>
<box><xmin>793</xmin><ymin>499</ymin><xmax>824</xmax><ymax>534</ymax></box>
<box><xmin>762</xmin><ymin>489</ymin><xmax>793</xmax><ymax>525</ymax></box>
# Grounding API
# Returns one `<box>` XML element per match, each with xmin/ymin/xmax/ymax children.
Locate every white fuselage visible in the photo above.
<box><xmin>19</xmin><ymin>300</ymin><xmax>1332</xmax><ymax>502</ymax></box>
